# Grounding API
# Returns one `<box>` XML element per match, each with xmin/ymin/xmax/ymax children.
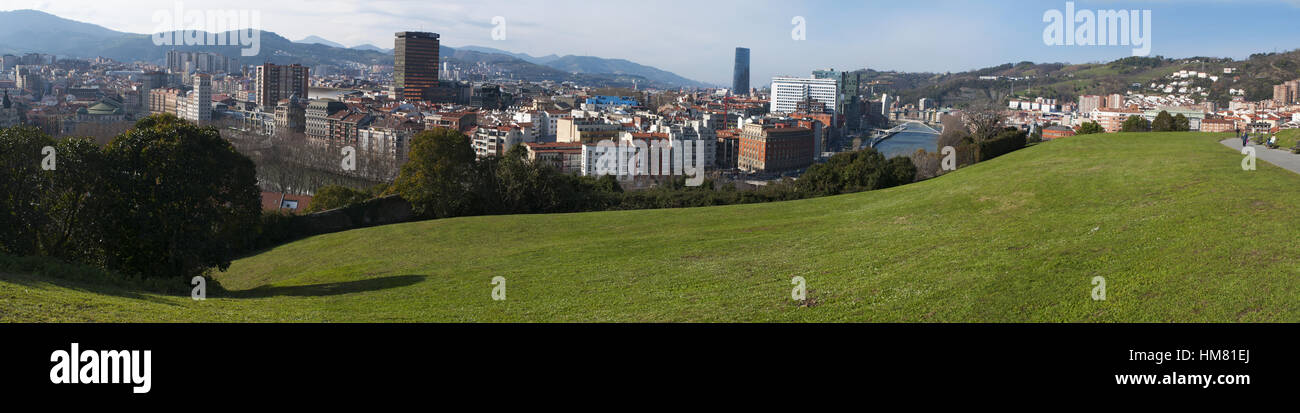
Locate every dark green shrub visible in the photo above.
<box><xmin>978</xmin><ymin>127</ymin><xmax>1027</xmax><ymax>162</ymax></box>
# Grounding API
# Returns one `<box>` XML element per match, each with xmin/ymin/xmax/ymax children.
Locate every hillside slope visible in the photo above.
<box><xmin>3</xmin><ymin>132</ymin><xmax>1298</xmax><ymax>322</ymax></box>
<box><xmin>887</xmin><ymin>53</ymin><xmax>1300</xmax><ymax>107</ymax></box>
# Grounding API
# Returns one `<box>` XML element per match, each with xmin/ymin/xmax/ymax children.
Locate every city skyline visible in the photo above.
<box><xmin>10</xmin><ymin>0</ymin><xmax>1300</xmax><ymax>86</ymax></box>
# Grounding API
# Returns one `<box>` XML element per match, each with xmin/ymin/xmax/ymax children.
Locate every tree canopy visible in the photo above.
<box><xmin>1122</xmin><ymin>115</ymin><xmax>1151</xmax><ymax>132</ymax></box>
<box><xmin>390</xmin><ymin>127</ymin><xmax>484</xmax><ymax>219</ymax></box>
<box><xmin>2</xmin><ymin>114</ymin><xmax>262</xmax><ymax>279</ymax></box>
<box><xmin>1151</xmin><ymin>111</ymin><xmax>1174</xmax><ymax>132</ymax></box>
<box><xmin>100</xmin><ymin>113</ymin><xmax>262</xmax><ymax>278</ymax></box>
<box><xmin>1076</xmin><ymin>121</ymin><xmax>1105</xmax><ymax>135</ymax></box>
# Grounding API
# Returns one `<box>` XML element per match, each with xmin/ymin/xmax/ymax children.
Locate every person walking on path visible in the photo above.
<box><xmin>1242</xmin><ymin>131</ymin><xmax>1250</xmax><ymax>147</ymax></box>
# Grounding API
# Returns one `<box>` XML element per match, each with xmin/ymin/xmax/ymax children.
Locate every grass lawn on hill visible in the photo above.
<box><xmin>1272</xmin><ymin>128</ymin><xmax>1300</xmax><ymax>150</ymax></box>
<box><xmin>3</xmin><ymin>131</ymin><xmax>1298</xmax><ymax>322</ymax></box>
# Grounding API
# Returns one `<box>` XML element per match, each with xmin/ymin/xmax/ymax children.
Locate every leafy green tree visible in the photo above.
<box><xmin>0</xmin><ymin>126</ymin><xmax>56</xmax><ymax>256</ymax></box>
<box><xmin>487</xmin><ymin>144</ymin><xmax>545</xmax><ymax>214</ymax></box>
<box><xmin>1172</xmin><ymin>114</ymin><xmax>1191</xmax><ymax>132</ymax></box>
<box><xmin>594</xmin><ymin>174</ymin><xmax>623</xmax><ymax>194</ymax></box>
<box><xmin>796</xmin><ymin>148</ymin><xmax>914</xmax><ymax>196</ymax></box>
<box><xmin>1076</xmin><ymin>121</ymin><xmax>1105</xmax><ymax>135</ymax></box>
<box><xmin>884</xmin><ymin>156</ymin><xmax>918</xmax><ymax>186</ymax></box>
<box><xmin>486</xmin><ymin>144</ymin><xmax>625</xmax><ymax>214</ymax></box>
<box><xmin>391</xmin><ymin>127</ymin><xmax>484</xmax><ymax>219</ymax></box>
<box><xmin>1122</xmin><ymin>115</ymin><xmax>1151</xmax><ymax>132</ymax></box>
<box><xmin>0</xmin><ymin>129</ymin><xmax>104</xmax><ymax>259</ymax></box>
<box><xmin>1151</xmin><ymin>110</ymin><xmax>1174</xmax><ymax>132</ymax></box>
<box><xmin>36</xmin><ymin>137</ymin><xmax>109</xmax><ymax>261</ymax></box>
<box><xmin>307</xmin><ymin>185</ymin><xmax>371</xmax><ymax>213</ymax></box>
<box><xmin>100</xmin><ymin>114</ymin><xmax>262</xmax><ymax>279</ymax></box>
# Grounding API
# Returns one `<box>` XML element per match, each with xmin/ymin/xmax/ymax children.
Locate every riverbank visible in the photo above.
<box><xmin>875</xmin><ymin>121</ymin><xmax>942</xmax><ymax>158</ymax></box>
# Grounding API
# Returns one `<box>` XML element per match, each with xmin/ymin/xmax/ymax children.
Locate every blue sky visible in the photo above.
<box><xmin>13</xmin><ymin>0</ymin><xmax>1300</xmax><ymax>86</ymax></box>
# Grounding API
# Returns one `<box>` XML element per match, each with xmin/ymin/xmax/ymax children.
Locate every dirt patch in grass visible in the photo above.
<box><xmin>791</xmin><ymin>288</ymin><xmax>822</xmax><ymax>308</ymax></box>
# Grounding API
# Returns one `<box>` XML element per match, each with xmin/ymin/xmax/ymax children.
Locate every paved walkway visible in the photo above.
<box><xmin>1219</xmin><ymin>138</ymin><xmax>1300</xmax><ymax>175</ymax></box>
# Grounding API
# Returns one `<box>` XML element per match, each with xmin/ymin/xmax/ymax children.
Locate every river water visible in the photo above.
<box><xmin>875</xmin><ymin>122</ymin><xmax>941</xmax><ymax>158</ymax></box>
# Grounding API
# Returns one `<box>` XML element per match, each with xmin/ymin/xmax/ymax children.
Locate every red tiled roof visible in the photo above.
<box><xmin>260</xmin><ymin>192</ymin><xmax>313</xmax><ymax>213</ymax></box>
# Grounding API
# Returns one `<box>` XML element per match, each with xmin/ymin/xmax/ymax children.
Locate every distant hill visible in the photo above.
<box><xmin>882</xmin><ymin>53</ymin><xmax>1300</xmax><ymax>108</ymax></box>
<box><xmin>456</xmin><ymin>45</ymin><xmax>560</xmax><ymax>65</ymax></box>
<box><xmin>294</xmin><ymin>35</ymin><xmax>346</xmax><ymax>48</ymax></box>
<box><xmin>0</xmin><ymin>9</ymin><xmax>127</xmax><ymax>56</ymax></box>
<box><xmin>350</xmin><ymin>44</ymin><xmax>391</xmax><ymax>53</ymax></box>
<box><xmin>542</xmin><ymin>55</ymin><xmax>712</xmax><ymax>88</ymax></box>
<box><xmin>0</xmin><ymin>10</ymin><xmax>391</xmax><ymax>67</ymax></box>
<box><xmin>452</xmin><ymin>45</ymin><xmax>711</xmax><ymax>87</ymax></box>
<box><xmin>0</xmin><ymin>9</ymin><xmax>122</xmax><ymax>38</ymax></box>
<box><xmin>0</xmin><ymin>9</ymin><xmax>711</xmax><ymax>89</ymax></box>
<box><xmin>439</xmin><ymin>48</ymin><xmax>667</xmax><ymax>88</ymax></box>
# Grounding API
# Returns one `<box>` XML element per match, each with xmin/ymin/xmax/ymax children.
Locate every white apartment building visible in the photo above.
<box><xmin>541</xmin><ymin>110</ymin><xmax>568</xmax><ymax>138</ymax></box>
<box><xmin>581</xmin><ymin>141</ymin><xmax>638</xmax><ymax>177</ymax></box>
<box><xmin>668</xmin><ymin>122</ymin><xmax>716</xmax><ymax>170</ymax></box>
<box><xmin>473</xmin><ymin>125</ymin><xmax>525</xmax><ymax>159</ymax></box>
<box><xmin>1090</xmin><ymin>107</ymin><xmax>1143</xmax><ymax>133</ymax></box>
<box><xmin>181</xmin><ymin>74</ymin><xmax>212</xmax><ymax>123</ymax></box>
<box><xmin>358</xmin><ymin>126</ymin><xmax>415</xmax><ymax>159</ymax></box>
<box><xmin>770</xmin><ymin>76</ymin><xmax>838</xmax><ymax>115</ymax></box>
<box><xmin>557</xmin><ymin>116</ymin><xmax>622</xmax><ymax>143</ymax></box>
<box><xmin>580</xmin><ymin>126</ymin><xmax>713</xmax><ymax>178</ymax></box>
<box><xmin>1078</xmin><ymin>95</ymin><xmax>1102</xmax><ymax>114</ymax></box>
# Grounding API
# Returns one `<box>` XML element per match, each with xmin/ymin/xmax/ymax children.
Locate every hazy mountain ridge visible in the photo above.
<box><xmin>0</xmin><ymin>9</ymin><xmax>710</xmax><ymax>88</ymax></box>
<box><xmin>294</xmin><ymin>35</ymin><xmax>346</xmax><ymax>48</ymax></box>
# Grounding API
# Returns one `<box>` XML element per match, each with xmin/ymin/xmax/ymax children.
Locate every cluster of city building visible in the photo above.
<box><xmin>1002</xmin><ymin>66</ymin><xmax>1300</xmax><ymax>140</ymax></box>
<box><xmin>1</xmin><ymin>32</ymin><xmax>949</xmax><ymax>190</ymax></box>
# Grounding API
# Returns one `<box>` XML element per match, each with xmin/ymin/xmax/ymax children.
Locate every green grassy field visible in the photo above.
<box><xmin>3</xmin><ymin>132</ymin><xmax>1298</xmax><ymax>322</ymax></box>
<box><xmin>1273</xmin><ymin>128</ymin><xmax>1300</xmax><ymax>149</ymax></box>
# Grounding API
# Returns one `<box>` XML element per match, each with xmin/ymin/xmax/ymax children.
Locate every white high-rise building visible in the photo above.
<box><xmin>770</xmin><ymin>76</ymin><xmax>838</xmax><ymax>115</ymax></box>
<box><xmin>185</xmin><ymin>73</ymin><xmax>212</xmax><ymax>122</ymax></box>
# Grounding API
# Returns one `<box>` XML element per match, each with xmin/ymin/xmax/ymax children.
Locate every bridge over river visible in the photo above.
<box><xmin>864</xmin><ymin>121</ymin><xmax>942</xmax><ymax>157</ymax></box>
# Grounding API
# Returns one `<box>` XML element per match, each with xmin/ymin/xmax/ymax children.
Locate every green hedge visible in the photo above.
<box><xmin>979</xmin><ymin>128</ymin><xmax>1028</xmax><ymax>162</ymax></box>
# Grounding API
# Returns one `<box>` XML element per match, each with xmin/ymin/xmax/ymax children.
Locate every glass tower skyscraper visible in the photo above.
<box><xmin>394</xmin><ymin>31</ymin><xmax>440</xmax><ymax>101</ymax></box>
<box><xmin>733</xmin><ymin>47</ymin><xmax>750</xmax><ymax>96</ymax></box>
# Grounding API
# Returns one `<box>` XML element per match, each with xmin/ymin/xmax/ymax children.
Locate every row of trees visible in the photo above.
<box><xmin>1</xmin><ymin>114</ymin><xmax>262</xmax><ymax>280</ymax></box>
<box><xmin>359</xmin><ymin>127</ymin><xmax>920</xmax><ymax>221</ymax></box>
<box><xmin>1077</xmin><ymin>121</ymin><xmax>1105</xmax><ymax>135</ymax></box>
<box><xmin>386</xmin><ymin>127</ymin><xmax>623</xmax><ymax>219</ymax></box>
<box><xmin>1075</xmin><ymin>110</ymin><xmax>1193</xmax><ymax>135</ymax></box>
<box><xmin>1120</xmin><ymin>111</ymin><xmax>1193</xmax><ymax>132</ymax></box>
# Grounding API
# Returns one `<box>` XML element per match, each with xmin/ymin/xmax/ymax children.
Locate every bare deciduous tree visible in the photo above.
<box><xmin>963</xmin><ymin>102</ymin><xmax>1006</xmax><ymax>145</ymax></box>
<box><xmin>221</xmin><ymin>124</ymin><xmax>402</xmax><ymax>196</ymax></box>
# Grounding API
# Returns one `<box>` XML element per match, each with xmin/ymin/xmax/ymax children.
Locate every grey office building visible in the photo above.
<box><xmin>733</xmin><ymin>47</ymin><xmax>750</xmax><ymax>96</ymax></box>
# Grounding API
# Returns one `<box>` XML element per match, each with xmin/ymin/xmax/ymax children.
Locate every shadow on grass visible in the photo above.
<box><xmin>0</xmin><ymin>271</ymin><xmax>183</xmax><ymax>306</ymax></box>
<box><xmin>222</xmin><ymin>274</ymin><xmax>426</xmax><ymax>298</ymax></box>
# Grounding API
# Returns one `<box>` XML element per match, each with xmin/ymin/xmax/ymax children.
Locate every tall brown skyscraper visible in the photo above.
<box><xmin>394</xmin><ymin>31</ymin><xmax>440</xmax><ymax>101</ymax></box>
<box><xmin>256</xmin><ymin>63</ymin><xmax>310</xmax><ymax>108</ymax></box>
